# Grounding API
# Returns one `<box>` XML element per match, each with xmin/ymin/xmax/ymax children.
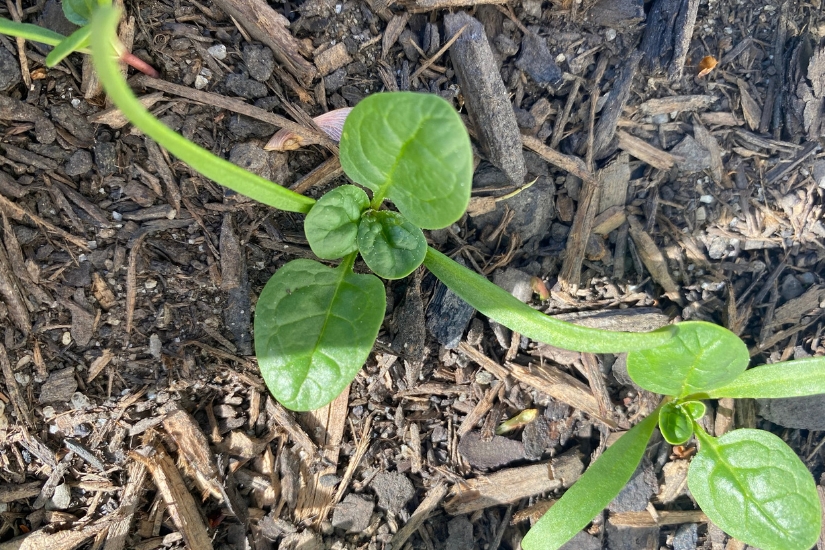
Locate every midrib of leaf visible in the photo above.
<box><xmin>677</xmin><ymin>330</ymin><xmax>710</xmax><ymax>397</ymax></box>
<box><xmin>377</xmin><ymin>114</ymin><xmax>435</xmax><ymax>207</ymax></box>
<box><xmin>693</xmin><ymin>428</ymin><xmax>790</xmax><ymax>539</ymax></box>
<box><xmin>291</xmin><ymin>261</ymin><xmax>353</xmax><ymax>393</ymax></box>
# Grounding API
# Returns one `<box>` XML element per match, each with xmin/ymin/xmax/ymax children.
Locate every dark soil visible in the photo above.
<box><xmin>0</xmin><ymin>0</ymin><xmax>824</xmax><ymax>548</ymax></box>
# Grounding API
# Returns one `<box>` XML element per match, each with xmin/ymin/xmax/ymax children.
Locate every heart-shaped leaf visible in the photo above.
<box><xmin>357</xmin><ymin>210</ymin><xmax>426</xmax><ymax>279</ymax></box>
<box><xmin>522</xmin><ymin>411</ymin><xmax>660</xmax><ymax>550</ymax></box>
<box><xmin>626</xmin><ymin>321</ymin><xmax>749</xmax><ymax>398</ymax></box>
<box><xmin>254</xmin><ymin>259</ymin><xmax>385</xmax><ymax>411</ymax></box>
<box><xmin>659</xmin><ymin>401</ymin><xmax>705</xmax><ymax>445</ymax></box>
<box><xmin>339</xmin><ymin>92</ymin><xmax>473</xmax><ymax>230</ymax></box>
<box><xmin>689</xmin><ymin>428</ymin><xmax>821</xmax><ymax>550</ymax></box>
<box><xmin>304</xmin><ymin>185</ymin><xmax>370</xmax><ymax>260</ymax></box>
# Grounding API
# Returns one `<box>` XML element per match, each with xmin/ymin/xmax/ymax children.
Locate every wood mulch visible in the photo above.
<box><xmin>0</xmin><ymin>0</ymin><xmax>824</xmax><ymax>548</ymax></box>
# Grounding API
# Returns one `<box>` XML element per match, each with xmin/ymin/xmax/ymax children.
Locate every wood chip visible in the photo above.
<box><xmin>458</xmin><ymin>342</ymin><xmax>616</xmax><ymax>427</ymax></box>
<box><xmin>608</xmin><ymin>509</ymin><xmax>707</xmax><ymax>527</ymax></box>
<box><xmin>131</xmin><ymin>443</ymin><xmax>214</xmax><ymax>550</ymax></box>
<box><xmin>444</xmin><ymin>450</ymin><xmax>583</xmax><ymax>515</ymax></box>
<box><xmin>382</xmin><ymin>13</ymin><xmax>410</xmax><ymax>58</ymax></box>
<box><xmin>737</xmin><ymin>79</ymin><xmax>761</xmax><ymax>131</ymax></box>
<box><xmin>0</xmin><ymin>343</ymin><xmax>32</xmax><ymax>426</ymax></box>
<box><xmin>103</xmin><ymin>460</ymin><xmax>148</xmax><ymax>550</ymax></box>
<box><xmin>638</xmin><ymin>95</ymin><xmax>717</xmax><ymax>117</ymax></box>
<box><xmin>592</xmin><ymin>205</ymin><xmax>627</xmax><ymax>235</ymax></box>
<box><xmin>89</xmin><ymin>92</ymin><xmax>166</xmax><ymax>128</ymax></box>
<box><xmin>295</xmin><ymin>387</ymin><xmax>349</xmax><ymax>524</ymax></box>
<box><xmin>400</xmin><ymin>0</ymin><xmax>506</xmax><ymax>12</ymax></box>
<box><xmin>445</xmin><ymin>12</ymin><xmax>525</xmax><ymax>184</ymax></box>
<box><xmin>598</xmin><ymin>152</ymin><xmax>630</xmax><ymax>213</ymax></box>
<box><xmin>389</xmin><ymin>482</ymin><xmax>448</xmax><ymax>549</ymax></box>
<box><xmin>314</xmin><ymin>42</ymin><xmax>352</xmax><ymax>76</ymax></box>
<box><xmin>163</xmin><ymin>408</ymin><xmax>222</xmax><ymax>501</ymax></box>
<box><xmin>692</xmin><ymin>119</ymin><xmax>725</xmax><ymax>186</ymax></box>
<box><xmin>627</xmin><ymin>215</ymin><xmax>681</xmax><ymax>303</ymax></box>
<box><xmin>616</xmin><ymin>130</ymin><xmax>680</xmax><ymax>170</ymax></box>
<box><xmin>211</xmin><ymin>0</ymin><xmax>316</xmax><ymax>86</ymax></box>
<box><xmin>0</xmin><ymin>238</ymin><xmax>30</xmax><ymax>334</ymax></box>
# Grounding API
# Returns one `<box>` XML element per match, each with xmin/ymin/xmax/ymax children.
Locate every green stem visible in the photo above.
<box><xmin>0</xmin><ymin>17</ymin><xmax>90</xmax><ymax>53</ymax></box>
<box><xmin>89</xmin><ymin>7</ymin><xmax>315</xmax><ymax>214</ymax></box>
<box><xmin>423</xmin><ymin>247</ymin><xmax>675</xmax><ymax>353</ymax></box>
<box><xmin>338</xmin><ymin>252</ymin><xmax>357</xmax><ymax>273</ymax></box>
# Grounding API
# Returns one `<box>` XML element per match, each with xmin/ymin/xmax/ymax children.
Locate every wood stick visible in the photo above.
<box><xmin>0</xmin><ymin>193</ymin><xmax>89</xmax><ymax>251</ymax></box>
<box><xmin>131</xmin><ymin>444</ymin><xmax>214</xmax><ymax>550</ymax></box>
<box><xmin>210</xmin><ymin>0</ymin><xmax>316</xmax><ymax>86</ymax></box>
<box><xmin>444</xmin><ymin>451</ymin><xmax>583</xmax><ymax>515</ymax></box>
<box><xmin>458</xmin><ymin>342</ymin><xmax>616</xmax><ymax>427</ymax></box>
<box><xmin>389</xmin><ymin>482</ymin><xmax>449</xmax><ymax>549</ymax></box>
<box><xmin>131</xmin><ymin>75</ymin><xmax>337</xmax><ymax>152</ymax></box>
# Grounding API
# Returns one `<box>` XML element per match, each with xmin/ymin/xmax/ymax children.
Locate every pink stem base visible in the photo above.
<box><xmin>120</xmin><ymin>51</ymin><xmax>159</xmax><ymax>78</ymax></box>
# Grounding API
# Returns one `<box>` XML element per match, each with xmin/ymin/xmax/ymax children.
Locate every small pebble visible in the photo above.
<box><xmin>71</xmin><ymin>392</ymin><xmax>91</xmax><ymax>409</ymax></box>
<box><xmin>149</xmin><ymin>333</ymin><xmax>162</xmax><ymax>359</ymax></box>
<box><xmin>49</xmin><ymin>483</ymin><xmax>72</xmax><ymax>510</ymax></box>
<box><xmin>62</xmin><ymin>331</ymin><xmax>72</xmax><ymax>345</ymax></box>
<box><xmin>207</xmin><ymin>44</ymin><xmax>227</xmax><ymax>60</ymax></box>
<box><xmin>194</xmin><ymin>75</ymin><xmax>209</xmax><ymax>90</ymax></box>
<box><xmin>144</xmin><ymin>279</ymin><xmax>158</xmax><ymax>290</ymax></box>
<box><xmin>64</xmin><ymin>149</ymin><xmax>93</xmax><ymax>176</ymax></box>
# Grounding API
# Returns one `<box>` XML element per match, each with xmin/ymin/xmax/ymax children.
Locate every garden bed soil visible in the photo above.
<box><xmin>0</xmin><ymin>0</ymin><xmax>824</xmax><ymax>548</ymax></box>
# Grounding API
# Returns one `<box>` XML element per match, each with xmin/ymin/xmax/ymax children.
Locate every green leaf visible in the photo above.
<box><xmin>659</xmin><ymin>401</ymin><xmax>704</xmax><ymax>445</ymax></box>
<box><xmin>339</xmin><ymin>92</ymin><xmax>472</xmax><ymax>230</ymax></box>
<box><xmin>62</xmin><ymin>0</ymin><xmax>96</xmax><ymax>26</ymax></box>
<box><xmin>626</xmin><ymin>321</ymin><xmax>749</xmax><ymax>398</ymax></box>
<box><xmin>90</xmin><ymin>7</ymin><xmax>315</xmax><ymax>214</ymax></box>
<box><xmin>254</xmin><ymin>259</ymin><xmax>385</xmax><ymax>411</ymax></box>
<box><xmin>689</xmin><ymin>428</ymin><xmax>821</xmax><ymax>550</ymax></box>
<box><xmin>357</xmin><ymin>210</ymin><xmax>426</xmax><ymax>279</ymax></box>
<box><xmin>522</xmin><ymin>411</ymin><xmax>660</xmax><ymax>550</ymax></box>
<box><xmin>423</xmin><ymin>247</ymin><xmax>674</xmax><ymax>353</ymax></box>
<box><xmin>0</xmin><ymin>17</ymin><xmax>87</xmax><ymax>51</ymax></box>
<box><xmin>705</xmin><ymin>356</ymin><xmax>825</xmax><ymax>399</ymax></box>
<box><xmin>304</xmin><ymin>185</ymin><xmax>369</xmax><ymax>260</ymax></box>
<box><xmin>45</xmin><ymin>25</ymin><xmax>91</xmax><ymax>67</ymax></box>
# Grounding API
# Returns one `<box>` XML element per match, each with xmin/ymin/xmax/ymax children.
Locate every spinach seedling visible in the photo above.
<box><xmin>0</xmin><ymin>0</ymin><xmax>157</xmax><ymax>75</ymax></box>
<box><xmin>88</xmin><ymin>11</ymin><xmax>824</xmax><ymax>547</ymax></box>
<box><xmin>522</xmin><ymin>325</ymin><xmax>825</xmax><ymax>550</ymax></box>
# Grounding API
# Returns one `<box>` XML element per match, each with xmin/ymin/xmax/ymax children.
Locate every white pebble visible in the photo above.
<box><xmin>194</xmin><ymin>75</ymin><xmax>209</xmax><ymax>90</ymax></box>
<box><xmin>62</xmin><ymin>331</ymin><xmax>72</xmax><ymax>345</ymax></box>
<box><xmin>207</xmin><ymin>44</ymin><xmax>227</xmax><ymax>60</ymax></box>
<box><xmin>49</xmin><ymin>483</ymin><xmax>71</xmax><ymax>510</ymax></box>
<box><xmin>144</xmin><ymin>279</ymin><xmax>158</xmax><ymax>290</ymax></box>
<box><xmin>71</xmin><ymin>392</ymin><xmax>91</xmax><ymax>409</ymax></box>
<box><xmin>699</xmin><ymin>195</ymin><xmax>714</xmax><ymax>204</ymax></box>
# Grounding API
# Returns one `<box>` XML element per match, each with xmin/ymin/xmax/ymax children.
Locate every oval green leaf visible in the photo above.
<box><xmin>254</xmin><ymin>259</ymin><xmax>386</xmax><ymax>411</ymax></box>
<box><xmin>45</xmin><ymin>25</ymin><xmax>91</xmax><ymax>67</ymax></box>
<box><xmin>304</xmin><ymin>185</ymin><xmax>370</xmax><ymax>260</ymax></box>
<box><xmin>63</xmin><ymin>0</ymin><xmax>96</xmax><ymax>26</ymax></box>
<box><xmin>357</xmin><ymin>210</ymin><xmax>426</xmax><ymax>279</ymax></box>
<box><xmin>339</xmin><ymin>92</ymin><xmax>472</xmax><ymax>230</ymax></box>
<box><xmin>522</xmin><ymin>411</ymin><xmax>660</xmax><ymax>550</ymax></box>
<box><xmin>626</xmin><ymin>321</ymin><xmax>749</xmax><ymax>398</ymax></box>
<box><xmin>705</xmin><ymin>356</ymin><xmax>825</xmax><ymax>399</ymax></box>
<box><xmin>659</xmin><ymin>403</ymin><xmax>693</xmax><ymax>445</ymax></box>
<box><xmin>682</xmin><ymin>400</ymin><xmax>706</xmax><ymax>420</ymax></box>
<box><xmin>689</xmin><ymin>428</ymin><xmax>821</xmax><ymax>550</ymax></box>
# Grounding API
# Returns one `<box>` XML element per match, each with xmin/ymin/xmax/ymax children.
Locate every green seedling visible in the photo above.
<box><xmin>0</xmin><ymin>0</ymin><xmax>157</xmax><ymax>75</ymax></box>
<box><xmin>523</xmin><ymin>345</ymin><xmax>825</xmax><ymax>550</ymax></box>
<box><xmin>86</xmin><ymin>8</ymin><xmax>825</xmax><ymax>548</ymax></box>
